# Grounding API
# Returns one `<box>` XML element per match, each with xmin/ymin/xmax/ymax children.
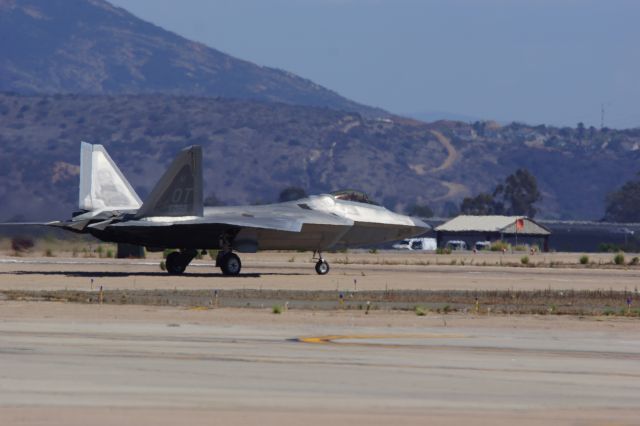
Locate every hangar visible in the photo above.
<box><xmin>435</xmin><ymin>215</ymin><xmax>551</xmax><ymax>251</ymax></box>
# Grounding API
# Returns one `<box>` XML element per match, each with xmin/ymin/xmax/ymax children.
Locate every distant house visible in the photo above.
<box><xmin>435</xmin><ymin>215</ymin><xmax>551</xmax><ymax>251</ymax></box>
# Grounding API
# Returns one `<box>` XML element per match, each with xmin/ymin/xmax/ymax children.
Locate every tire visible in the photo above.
<box><xmin>220</xmin><ymin>253</ymin><xmax>242</xmax><ymax>276</ymax></box>
<box><xmin>166</xmin><ymin>252</ymin><xmax>186</xmax><ymax>275</ymax></box>
<box><xmin>315</xmin><ymin>260</ymin><xmax>330</xmax><ymax>275</ymax></box>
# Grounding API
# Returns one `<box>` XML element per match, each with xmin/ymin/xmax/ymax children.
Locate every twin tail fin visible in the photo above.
<box><xmin>79</xmin><ymin>142</ymin><xmax>203</xmax><ymax>218</ymax></box>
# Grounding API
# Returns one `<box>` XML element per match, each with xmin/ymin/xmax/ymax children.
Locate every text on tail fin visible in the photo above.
<box><xmin>135</xmin><ymin>146</ymin><xmax>203</xmax><ymax>218</ymax></box>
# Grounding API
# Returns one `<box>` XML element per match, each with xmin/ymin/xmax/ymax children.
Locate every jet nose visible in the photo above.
<box><xmin>410</xmin><ymin>216</ymin><xmax>431</xmax><ymax>234</ymax></box>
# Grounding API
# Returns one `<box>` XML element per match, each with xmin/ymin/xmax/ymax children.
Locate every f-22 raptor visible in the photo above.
<box><xmin>48</xmin><ymin>143</ymin><xmax>429</xmax><ymax>276</ymax></box>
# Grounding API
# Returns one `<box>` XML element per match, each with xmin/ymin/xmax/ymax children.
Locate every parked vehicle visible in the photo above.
<box><xmin>474</xmin><ymin>241</ymin><xmax>491</xmax><ymax>251</ymax></box>
<box><xmin>445</xmin><ymin>240</ymin><xmax>467</xmax><ymax>251</ymax></box>
<box><xmin>392</xmin><ymin>237</ymin><xmax>437</xmax><ymax>251</ymax></box>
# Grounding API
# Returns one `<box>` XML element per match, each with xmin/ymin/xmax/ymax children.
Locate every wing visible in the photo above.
<box><xmin>108</xmin><ymin>206</ymin><xmax>354</xmax><ymax>232</ymax></box>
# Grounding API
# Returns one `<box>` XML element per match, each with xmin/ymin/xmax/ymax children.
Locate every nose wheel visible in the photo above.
<box><xmin>315</xmin><ymin>259</ymin><xmax>330</xmax><ymax>275</ymax></box>
<box><xmin>313</xmin><ymin>251</ymin><xmax>330</xmax><ymax>275</ymax></box>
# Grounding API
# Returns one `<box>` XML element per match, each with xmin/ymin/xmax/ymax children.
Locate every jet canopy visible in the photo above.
<box><xmin>331</xmin><ymin>190</ymin><xmax>378</xmax><ymax>205</ymax></box>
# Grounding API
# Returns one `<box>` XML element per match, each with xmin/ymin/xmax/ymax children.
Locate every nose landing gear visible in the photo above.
<box><xmin>313</xmin><ymin>251</ymin><xmax>330</xmax><ymax>275</ymax></box>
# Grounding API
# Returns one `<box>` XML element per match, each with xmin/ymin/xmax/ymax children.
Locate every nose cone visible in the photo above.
<box><xmin>395</xmin><ymin>216</ymin><xmax>431</xmax><ymax>240</ymax></box>
<box><xmin>409</xmin><ymin>216</ymin><xmax>431</xmax><ymax>235</ymax></box>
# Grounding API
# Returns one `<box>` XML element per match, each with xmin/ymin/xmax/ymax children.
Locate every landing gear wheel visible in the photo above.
<box><xmin>220</xmin><ymin>252</ymin><xmax>242</xmax><ymax>276</ymax></box>
<box><xmin>315</xmin><ymin>260</ymin><xmax>330</xmax><ymax>275</ymax></box>
<box><xmin>166</xmin><ymin>252</ymin><xmax>187</xmax><ymax>275</ymax></box>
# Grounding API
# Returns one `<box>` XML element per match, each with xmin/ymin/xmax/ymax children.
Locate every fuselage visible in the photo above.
<box><xmin>87</xmin><ymin>194</ymin><xmax>429</xmax><ymax>252</ymax></box>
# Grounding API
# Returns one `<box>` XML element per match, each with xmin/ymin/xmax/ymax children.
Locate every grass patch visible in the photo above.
<box><xmin>490</xmin><ymin>241</ymin><xmax>510</xmax><ymax>252</ymax></box>
<box><xmin>414</xmin><ymin>306</ymin><xmax>427</xmax><ymax>316</ymax></box>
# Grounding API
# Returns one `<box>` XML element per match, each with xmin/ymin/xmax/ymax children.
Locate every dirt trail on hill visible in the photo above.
<box><xmin>430</xmin><ymin>130</ymin><xmax>459</xmax><ymax>172</ymax></box>
<box><xmin>427</xmin><ymin>130</ymin><xmax>468</xmax><ymax>200</ymax></box>
<box><xmin>434</xmin><ymin>181</ymin><xmax>469</xmax><ymax>201</ymax></box>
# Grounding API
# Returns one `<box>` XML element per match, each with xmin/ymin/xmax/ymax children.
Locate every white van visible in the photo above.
<box><xmin>392</xmin><ymin>237</ymin><xmax>437</xmax><ymax>251</ymax></box>
<box><xmin>445</xmin><ymin>240</ymin><xmax>467</xmax><ymax>251</ymax></box>
<box><xmin>474</xmin><ymin>241</ymin><xmax>491</xmax><ymax>251</ymax></box>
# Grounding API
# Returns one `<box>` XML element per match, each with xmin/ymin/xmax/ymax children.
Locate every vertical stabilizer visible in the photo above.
<box><xmin>135</xmin><ymin>146</ymin><xmax>203</xmax><ymax>218</ymax></box>
<box><xmin>79</xmin><ymin>142</ymin><xmax>142</xmax><ymax>211</ymax></box>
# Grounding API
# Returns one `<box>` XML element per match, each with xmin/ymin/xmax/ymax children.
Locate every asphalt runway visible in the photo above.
<box><xmin>0</xmin><ymin>302</ymin><xmax>639</xmax><ymax>425</ymax></box>
<box><xmin>2</xmin><ymin>255</ymin><xmax>639</xmax><ymax>424</ymax></box>
<box><xmin>1</xmin><ymin>254</ymin><xmax>639</xmax><ymax>292</ymax></box>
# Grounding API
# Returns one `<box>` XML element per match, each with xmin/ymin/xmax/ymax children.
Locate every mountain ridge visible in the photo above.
<box><xmin>0</xmin><ymin>0</ymin><xmax>384</xmax><ymax>116</ymax></box>
<box><xmin>1</xmin><ymin>92</ymin><xmax>639</xmax><ymax>222</ymax></box>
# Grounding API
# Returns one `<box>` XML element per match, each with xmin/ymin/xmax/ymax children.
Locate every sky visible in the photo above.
<box><xmin>109</xmin><ymin>0</ymin><xmax>640</xmax><ymax>128</ymax></box>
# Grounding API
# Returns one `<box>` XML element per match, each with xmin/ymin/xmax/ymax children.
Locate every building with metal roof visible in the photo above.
<box><xmin>434</xmin><ymin>215</ymin><xmax>551</xmax><ymax>251</ymax></box>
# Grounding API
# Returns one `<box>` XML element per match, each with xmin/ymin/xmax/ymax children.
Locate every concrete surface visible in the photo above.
<box><xmin>1</xmin><ymin>302</ymin><xmax>639</xmax><ymax>425</ymax></box>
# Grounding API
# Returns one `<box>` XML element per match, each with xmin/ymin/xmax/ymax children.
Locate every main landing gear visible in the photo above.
<box><xmin>313</xmin><ymin>251</ymin><xmax>330</xmax><ymax>275</ymax></box>
<box><xmin>165</xmin><ymin>249</ymin><xmax>197</xmax><ymax>275</ymax></box>
<box><xmin>216</xmin><ymin>251</ymin><xmax>242</xmax><ymax>276</ymax></box>
<box><xmin>164</xmin><ymin>248</ymin><xmax>243</xmax><ymax>276</ymax></box>
<box><xmin>214</xmin><ymin>232</ymin><xmax>242</xmax><ymax>276</ymax></box>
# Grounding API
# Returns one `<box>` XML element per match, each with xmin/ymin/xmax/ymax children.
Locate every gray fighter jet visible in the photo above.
<box><xmin>47</xmin><ymin>142</ymin><xmax>429</xmax><ymax>275</ymax></box>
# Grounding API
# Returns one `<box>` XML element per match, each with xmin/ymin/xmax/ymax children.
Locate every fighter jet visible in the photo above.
<box><xmin>47</xmin><ymin>142</ymin><xmax>429</xmax><ymax>276</ymax></box>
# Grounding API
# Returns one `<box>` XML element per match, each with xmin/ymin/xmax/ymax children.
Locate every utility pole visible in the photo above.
<box><xmin>600</xmin><ymin>103</ymin><xmax>605</xmax><ymax>129</ymax></box>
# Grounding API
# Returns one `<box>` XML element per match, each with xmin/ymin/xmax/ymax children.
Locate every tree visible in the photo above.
<box><xmin>496</xmin><ymin>168</ymin><xmax>541</xmax><ymax>217</ymax></box>
<box><xmin>459</xmin><ymin>168</ymin><xmax>541</xmax><ymax>217</ymax></box>
<box><xmin>407</xmin><ymin>203</ymin><xmax>433</xmax><ymax>218</ymax></box>
<box><xmin>604</xmin><ymin>177</ymin><xmax>640</xmax><ymax>222</ymax></box>
<box><xmin>278</xmin><ymin>186</ymin><xmax>307</xmax><ymax>202</ymax></box>
<box><xmin>442</xmin><ymin>201</ymin><xmax>459</xmax><ymax>218</ymax></box>
<box><xmin>459</xmin><ymin>193</ymin><xmax>503</xmax><ymax>215</ymax></box>
<box><xmin>577</xmin><ymin>122</ymin><xmax>585</xmax><ymax>140</ymax></box>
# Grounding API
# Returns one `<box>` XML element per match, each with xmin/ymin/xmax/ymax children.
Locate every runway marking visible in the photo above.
<box><xmin>297</xmin><ymin>333</ymin><xmax>467</xmax><ymax>345</ymax></box>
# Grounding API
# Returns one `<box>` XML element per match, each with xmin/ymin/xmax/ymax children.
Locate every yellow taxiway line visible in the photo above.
<box><xmin>297</xmin><ymin>333</ymin><xmax>467</xmax><ymax>344</ymax></box>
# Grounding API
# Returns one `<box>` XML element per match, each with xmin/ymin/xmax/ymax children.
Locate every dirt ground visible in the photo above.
<box><xmin>1</xmin><ymin>251</ymin><xmax>639</xmax><ymax>294</ymax></box>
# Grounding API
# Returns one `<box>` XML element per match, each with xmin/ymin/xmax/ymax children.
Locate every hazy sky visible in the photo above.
<box><xmin>109</xmin><ymin>0</ymin><xmax>640</xmax><ymax>128</ymax></box>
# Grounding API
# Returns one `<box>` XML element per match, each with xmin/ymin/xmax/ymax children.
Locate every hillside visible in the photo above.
<box><xmin>1</xmin><ymin>93</ymin><xmax>639</xmax><ymax>221</ymax></box>
<box><xmin>0</xmin><ymin>0</ymin><xmax>382</xmax><ymax>116</ymax></box>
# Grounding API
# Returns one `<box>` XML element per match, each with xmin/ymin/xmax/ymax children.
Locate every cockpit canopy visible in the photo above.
<box><xmin>331</xmin><ymin>190</ymin><xmax>379</xmax><ymax>205</ymax></box>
